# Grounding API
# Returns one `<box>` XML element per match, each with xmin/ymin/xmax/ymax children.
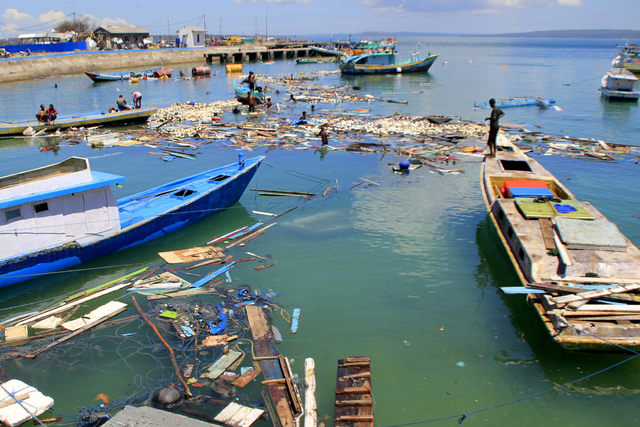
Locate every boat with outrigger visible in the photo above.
<box><xmin>339</xmin><ymin>51</ymin><xmax>439</xmax><ymax>75</ymax></box>
<box><xmin>481</xmin><ymin>136</ymin><xmax>640</xmax><ymax>351</ymax></box>
<box><xmin>0</xmin><ymin>155</ymin><xmax>264</xmax><ymax>287</ymax></box>
<box><xmin>0</xmin><ymin>107</ymin><xmax>158</xmax><ymax>136</ymax></box>
<box><xmin>612</xmin><ymin>42</ymin><xmax>640</xmax><ymax>74</ymax></box>
<box><xmin>84</xmin><ymin>67</ymin><xmax>172</xmax><ymax>82</ymax></box>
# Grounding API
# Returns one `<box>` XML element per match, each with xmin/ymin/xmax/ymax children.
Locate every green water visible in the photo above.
<box><xmin>1</xmin><ymin>37</ymin><xmax>640</xmax><ymax>426</ymax></box>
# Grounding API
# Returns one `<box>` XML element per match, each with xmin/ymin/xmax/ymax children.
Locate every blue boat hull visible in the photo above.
<box><xmin>0</xmin><ymin>157</ymin><xmax>263</xmax><ymax>288</ymax></box>
<box><xmin>340</xmin><ymin>56</ymin><xmax>437</xmax><ymax>75</ymax></box>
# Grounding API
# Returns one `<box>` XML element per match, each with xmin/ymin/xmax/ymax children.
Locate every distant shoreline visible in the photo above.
<box><xmin>324</xmin><ymin>29</ymin><xmax>640</xmax><ymax>40</ymax></box>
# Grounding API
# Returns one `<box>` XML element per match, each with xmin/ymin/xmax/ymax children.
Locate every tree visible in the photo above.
<box><xmin>54</xmin><ymin>16</ymin><xmax>93</xmax><ymax>34</ymax></box>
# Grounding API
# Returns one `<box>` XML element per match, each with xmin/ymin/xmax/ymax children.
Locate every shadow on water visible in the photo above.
<box><xmin>475</xmin><ymin>216</ymin><xmax>640</xmax><ymax>395</ymax></box>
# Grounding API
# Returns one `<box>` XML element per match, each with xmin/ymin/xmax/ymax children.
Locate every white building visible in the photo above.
<box><xmin>176</xmin><ymin>26</ymin><xmax>206</xmax><ymax>48</ymax></box>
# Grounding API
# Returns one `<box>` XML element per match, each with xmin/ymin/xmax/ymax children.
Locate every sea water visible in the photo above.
<box><xmin>0</xmin><ymin>37</ymin><xmax>639</xmax><ymax>426</ymax></box>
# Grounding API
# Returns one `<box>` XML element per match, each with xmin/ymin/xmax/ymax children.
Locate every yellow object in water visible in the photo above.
<box><xmin>225</xmin><ymin>64</ymin><xmax>243</xmax><ymax>73</ymax></box>
<box><xmin>130</xmin><ymin>77</ymin><xmax>139</xmax><ymax>83</ymax></box>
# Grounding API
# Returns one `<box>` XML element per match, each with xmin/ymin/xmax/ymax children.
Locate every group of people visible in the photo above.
<box><xmin>36</xmin><ymin>104</ymin><xmax>58</xmax><ymax>122</ymax></box>
<box><xmin>110</xmin><ymin>92</ymin><xmax>142</xmax><ymax>112</ymax></box>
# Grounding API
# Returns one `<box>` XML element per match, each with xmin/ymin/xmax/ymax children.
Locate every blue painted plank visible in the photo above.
<box><xmin>291</xmin><ymin>308</ymin><xmax>301</xmax><ymax>334</ymax></box>
<box><xmin>192</xmin><ymin>262</ymin><xmax>236</xmax><ymax>288</ymax></box>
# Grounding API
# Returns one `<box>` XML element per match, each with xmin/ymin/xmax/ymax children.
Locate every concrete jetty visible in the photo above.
<box><xmin>103</xmin><ymin>406</ymin><xmax>222</xmax><ymax>427</ymax></box>
<box><xmin>0</xmin><ymin>42</ymin><xmax>327</xmax><ymax>84</ymax></box>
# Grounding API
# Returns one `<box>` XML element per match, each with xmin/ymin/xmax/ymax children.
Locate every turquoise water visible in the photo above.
<box><xmin>1</xmin><ymin>37</ymin><xmax>640</xmax><ymax>426</ymax></box>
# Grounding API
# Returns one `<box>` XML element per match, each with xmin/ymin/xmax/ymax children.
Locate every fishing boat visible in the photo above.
<box><xmin>309</xmin><ymin>46</ymin><xmax>349</xmax><ymax>58</ymax></box>
<box><xmin>0</xmin><ymin>107</ymin><xmax>158</xmax><ymax>136</ymax></box>
<box><xmin>84</xmin><ymin>68</ymin><xmax>171</xmax><ymax>82</ymax></box>
<box><xmin>0</xmin><ymin>155</ymin><xmax>264</xmax><ymax>287</ymax></box>
<box><xmin>234</xmin><ymin>79</ymin><xmax>264</xmax><ymax>103</ymax></box>
<box><xmin>612</xmin><ymin>43</ymin><xmax>640</xmax><ymax>74</ymax></box>
<box><xmin>339</xmin><ymin>51</ymin><xmax>438</xmax><ymax>75</ymax></box>
<box><xmin>481</xmin><ymin>136</ymin><xmax>640</xmax><ymax>351</ymax></box>
<box><xmin>600</xmin><ymin>68</ymin><xmax>640</xmax><ymax>100</ymax></box>
<box><xmin>474</xmin><ymin>97</ymin><xmax>556</xmax><ymax>109</ymax></box>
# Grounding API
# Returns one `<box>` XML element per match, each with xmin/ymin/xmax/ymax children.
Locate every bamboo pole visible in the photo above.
<box><xmin>130</xmin><ymin>296</ymin><xmax>192</xmax><ymax>397</ymax></box>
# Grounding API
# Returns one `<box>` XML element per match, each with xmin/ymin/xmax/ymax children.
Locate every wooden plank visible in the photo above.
<box><xmin>539</xmin><ymin>219</ymin><xmax>557</xmax><ymax>250</ymax></box>
<box><xmin>0</xmin><ymin>393</ymin><xmax>29</xmax><ymax>409</ymax></box>
<box><xmin>528</xmin><ymin>282</ymin><xmax>640</xmax><ymax>304</ymax></box>
<box><xmin>238</xmin><ymin>408</ymin><xmax>265</xmax><ymax>427</ymax></box>
<box><xmin>552</xmin><ymin>284</ymin><xmax>640</xmax><ymax>305</ymax></box>
<box><xmin>232</xmin><ymin>368</ymin><xmax>262</xmax><ymax>387</ymax></box>
<box><xmin>228</xmin><ymin>406</ymin><xmax>254</xmax><ymax>427</ymax></box>
<box><xmin>202</xmin><ymin>350</ymin><xmax>243</xmax><ymax>379</ymax></box>
<box><xmin>215</xmin><ymin>402</ymin><xmax>243</xmax><ymax>424</ymax></box>
<box><xmin>291</xmin><ymin>309</ymin><xmax>301</xmax><ymax>334</ymax></box>
<box><xmin>246</xmin><ymin>306</ymin><xmax>270</xmax><ymax>340</ymax></box>
<box><xmin>4</xmin><ymin>325</ymin><xmax>29</xmax><ymax>341</ymax></box>
<box><xmin>336</xmin><ymin>416</ymin><xmax>374</xmax><ymax>422</ymax></box>
<box><xmin>544</xmin><ymin>275</ymin><xmax>640</xmax><ymax>285</ymax></box>
<box><xmin>278</xmin><ymin>355</ymin><xmax>302</xmax><ymax>414</ymax></box>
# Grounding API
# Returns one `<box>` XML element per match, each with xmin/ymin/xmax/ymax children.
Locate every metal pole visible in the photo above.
<box><xmin>220</xmin><ymin>18</ymin><xmax>222</xmax><ymax>38</ymax></box>
<box><xmin>266</xmin><ymin>7</ymin><xmax>269</xmax><ymax>42</ymax></box>
<box><xmin>167</xmin><ymin>13</ymin><xmax>171</xmax><ymax>40</ymax></box>
<box><xmin>203</xmin><ymin>6</ymin><xmax>207</xmax><ymax>44</ymax></box>
<box><xmin>255</xmin><ymin>16</ymin><xmax>258</xmax><ymax>41</ymax></box>
<box><xmin>67</xmin><ymin>1</ymin><xmax>76</xmax><ymax>50</ymax></box>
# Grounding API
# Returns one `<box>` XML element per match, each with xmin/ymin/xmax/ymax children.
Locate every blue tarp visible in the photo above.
<box><xmin>3</xmin><ymin>41</ymin><xmax>87</xmax><ymax>53</ymax></box>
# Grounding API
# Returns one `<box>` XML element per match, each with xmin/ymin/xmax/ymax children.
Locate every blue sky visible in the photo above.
<box><xmin>1</xmin><ymin>0</ymin><xmax>638</xmax><ymax>38</ymax></box>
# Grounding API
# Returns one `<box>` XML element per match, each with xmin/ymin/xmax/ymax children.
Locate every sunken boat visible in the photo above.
<box><xmin>481</xmin><ymin>136</ymin><xmax>640</xmax><ymax>351</ymax></box>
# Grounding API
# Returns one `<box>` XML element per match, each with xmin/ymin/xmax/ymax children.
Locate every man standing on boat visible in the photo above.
<box><xmin>485</xmin><ymin>98</ymin><xmax>504</xmax><ymax>158</ymax></box>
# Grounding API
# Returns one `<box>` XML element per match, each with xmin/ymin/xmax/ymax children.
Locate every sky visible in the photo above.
<box><xmin>0</xmin><ymin>0</ymin><xmax>638</xmax><ymax>38</ymax></box>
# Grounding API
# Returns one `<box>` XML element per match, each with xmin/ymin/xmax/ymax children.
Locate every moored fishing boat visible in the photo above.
<box><xmin>481</xmin><ymin>136</ymin><xmax>640</xmax><ymax>351</ymax></box>
<box><xmin>0</xmin><ymin>155</ymin><xmax>264</xmax><ymax>287</ymax></box>
<box><xmin>339</xmin><ymin>51</ymin><xmax>438</xmax><ymax>75</ymax></box>
<box><xmin>600</xmin><ymin>68</ymin><xmax>640</xmax><ymax>100</ymax></box>
<box><xmin>0</xmin><ymin>107</ymin><xmax>158</xmax><ymax>136</ymax></box>
<box><xmin>84</xmin><ymin>68</ymin><xmax>171</xmax><ymax>82</ymax></box>
<box><xmin>612</xmin><ymin>43</ymin><xmax>640</xmax><ymax>74</ymax></box>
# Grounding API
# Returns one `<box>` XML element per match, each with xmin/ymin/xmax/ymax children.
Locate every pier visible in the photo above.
<box><xmin>204</xmin><ymin>42</ymin><xmax>331</xmax><ymax>63</ymax></box>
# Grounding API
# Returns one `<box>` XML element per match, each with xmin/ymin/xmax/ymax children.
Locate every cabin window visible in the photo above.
<box><xmin>507</xmin><ymin>226</ymin><xmax>514</xmax><ymax>239</ymax></box>
<box><xmin>34</xmin><ymin>202</ymin><xmax>49</xmax><ymax>214</ymax></box>
<box><xmin>498</xmin><ymin>210</ymin><xmax>505</xmax><ymax>221</ymax></box>
<box><xmin>518</xmin><ymin>247</ymin><xmax>525</xmax><ymax>260</ymax></box>
<box><xmin>500</xmin><ymin>160</ymin><xmax>532</xmax><ymax>172</ymax></box>
<box><xmin>209</xmin><ymin>175</ymin><xmax>230</xmax><ymax>182</ymax></box>
<box><xmin>4</xmin><ymin>208</ymin><xmax>21</xmax><ymax>223</ymax></box>
<box><xmin>174</xmin><ymin>189</ymin><xmax>196</xmax><ymax>197</ymax></box>
<box><xmin>197</xmin><ymin>34</ymin><xmax>200</xmax><ymax>43</ymax></box>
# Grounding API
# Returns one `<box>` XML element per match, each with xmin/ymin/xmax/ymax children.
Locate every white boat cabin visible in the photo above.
<box><xmin>604</xmin><ymin>68</ymin><xmax>638</xmax><ymax>91</ymax></box>
<box><xmin>0</xmin><ymin>157</ymin><xmax>124</xmax><ymax>260</ymax></box>
<box><xmin>345</xmin><ymin>52</ymin><xmax>395</xmax><ymax>66</ymax></box>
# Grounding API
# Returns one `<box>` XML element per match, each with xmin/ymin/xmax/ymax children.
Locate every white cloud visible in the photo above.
<box><xmin>557</xmin><ymin>0</ymin><xmax>583</xmax><ymax>5</ymax></box>
<box><xmin>0</xmin><ymin>9</ymin><xmax>132</xmax><ymax>37</ymax></box>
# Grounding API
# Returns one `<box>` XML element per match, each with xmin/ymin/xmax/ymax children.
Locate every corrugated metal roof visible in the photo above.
<box><xmin>95</xmin><ymin>26</ymin><xmax>150</xmax><ymax>35</ymax></box>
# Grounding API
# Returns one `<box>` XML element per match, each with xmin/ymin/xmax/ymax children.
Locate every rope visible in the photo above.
<box><xmin>0</xmin><ymin>383</ymin><xmax>47</xmax><ymax>427</ymax></box>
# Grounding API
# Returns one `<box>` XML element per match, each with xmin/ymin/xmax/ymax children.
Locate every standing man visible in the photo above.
<box><xmin>247</xmin><ymin>91</ymin><xmax>256</xmax><ymax>113</ymax></box>
<box><xmin>247</xmin><ymin>71</ymin><xmax>256</xmax><ymax>92</ymax></box>
<box><xmin>132</xmin><ymin>91</ymin><xmax>142</xmax><ymax>109</ymax></box>
<box><xmin>317</xmin><ymin>125</ymin><xmax>329</xmax><ymax>146</ymax></box>
<box><xmin>485</xmin><ymin>98</ymin><xmax>504</xmax><ymax>158</ymax></box>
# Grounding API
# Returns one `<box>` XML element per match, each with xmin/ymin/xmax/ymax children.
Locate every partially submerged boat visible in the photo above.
<box><xmin>0</xmin><ymin>107</ymin><xmax>157</xmax><ymax>136</ymax></box>
<box><xmin>84</xmin><ymin>68</ymin><xmax>171</xmax><ymax>82</ymax></box>
<box><xmin>600</xmin><ymin>68</ymin><xmax>640</xmax><ymax>100</ymax></box>
<box><xmin>234</xmin><ymin>79</ymin><xmax>264</xmax><ymax>103</ymax></box>
<box><xmin>340</xmin><ymin>51</ymin><xmax>438</xmax><ymax>75</ymax></box>
<box><xmin>296</xmin><ymin>57</ymin><xmax>340</xmax><ymax>64</ymax></box>
<box><xmin>474</xmin><ymin>97</ymin><xmax>555</xmax><ymax>109</ymax></box>
<box><xmin>481</xmin><ymin>137</ymin><xmax>640</xmax><ymax>351</ymax></box>
<box><xmin>0</xmin><ymin>156</ymin><xmax>264</xmax><ymax>287</ymax></box>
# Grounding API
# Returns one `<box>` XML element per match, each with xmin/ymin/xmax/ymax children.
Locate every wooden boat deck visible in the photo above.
<box><xmin>334</xmin><ymin>357</ymin><xmax>373</xmax><ymax>427</ymax></box>
<box><xmin>482</xmin><ymin>137</ymin><xmax>640</xmax><ymax>351</ymax></box>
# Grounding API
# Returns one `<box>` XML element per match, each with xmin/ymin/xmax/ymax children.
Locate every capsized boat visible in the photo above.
<box><xmin>0</xmin><ymin>156</ymin><xmax>264</xmax><ymax>287</ymax></box>
<box><xmin>340</xmin><ymin>51</ymin><xmax>438</xmax><ymax>75</ymax></box>
<box><xmin>0</xmin><ymin>107</ymin><xmax>157</xmax><ymax>136</ymax></box>
<box><xmin>481</xmin><ymin>136</ymin><xmax>640</xmax><ymax>351</ymax></box>
<box><xmin>474</xmin><ymin>97</ymin><xmax>556</xmax><ymax>109</ymax></box>
<box><xmin>600</xmin><ymin>68</ymin><xmax>640</xmax><ymax>100</ymax></box>
<box><xmin>84</xmin><ymin>68</ymin><xmax>171</xmax><ymax>82</ymax></box>
<box><xmin>296</xmin><ymin>57</ymin><xmax>340</xmax><ymax>64</ymax></box>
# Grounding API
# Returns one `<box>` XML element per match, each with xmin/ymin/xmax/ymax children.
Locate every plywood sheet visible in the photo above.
<box><xmin>556</xmin><ymin>218</ymin><xmax>628</xmax><ymax>251</ymax></box>
<box><xmin>158</xmin><ymin>246</ymin><xmax>222</xmax><ymax>264</ymax></box>
<box><xmin>202</xmin><ymin>350</ymin><xmax>242</xmax><ymax>380</ymax></box>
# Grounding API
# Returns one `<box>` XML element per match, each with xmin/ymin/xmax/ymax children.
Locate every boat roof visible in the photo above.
<box><xmin>607</xmin><ymin>68</ymin><xmax>639</xmax><ymax>81</ymax></box>
<box><xmin>0</xmin><ymin>157</ymin><xmax>124</xmax><ymax>210</ymax></box>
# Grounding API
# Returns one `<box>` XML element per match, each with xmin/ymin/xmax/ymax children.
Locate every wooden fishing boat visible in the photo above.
<box><xmin>474</xmin><ymin>97</ymin><xmax>556</xmax><ymax>109</ymax></box>
<box><xmin>234</xmin><ymin>79</ymin><xmax>264</xmax><ymax>103</ymax></box>
<box><xmin>334</xmin><ymin>357</ymin><xmax>373</xmax><ymax>427</ymax></box>
<box><xmin>0</xmin><ymin>155</ymin><xmax>264</xmax><ymax>287</ymax></box>
<box><xmin>601</xmin><ymin>68</ymin><xmax>640</xmax><ymax>100</ymax></box>
<box><xmin>340</xmin><ymin>51</ymin><xmax>438</xmax><ymax>75</ymax></box>
<box><xmin>84</xmin><ymin>68</ymin><xmax>171</xmax><ymax>82</ymax></box>
<box><xmin>612</xmin><ymin>43</ymin><xmax>640</xmax><ymax>74</ymax></box>
<box><xmin>0</xmin><ymin>107</ymin><xmax>158</xmax><ymax>136</ymax></box>
<box><xmin>481</xmin><ymin>136</ymin><xmax>640</xmax><ymax>351</ymax></box>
